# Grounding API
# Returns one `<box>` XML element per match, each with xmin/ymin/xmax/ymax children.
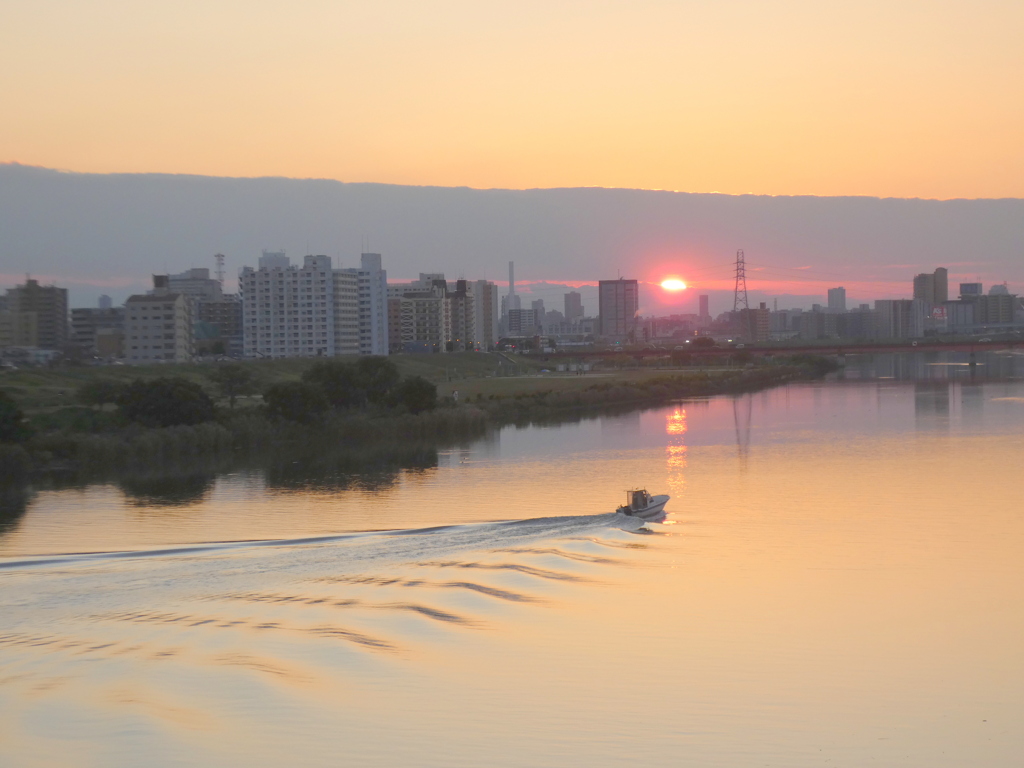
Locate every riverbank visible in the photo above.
<box><xmin>0</xmin><ymin>357</ymin><xmax>835</xmax><ymax>487</ymax></box>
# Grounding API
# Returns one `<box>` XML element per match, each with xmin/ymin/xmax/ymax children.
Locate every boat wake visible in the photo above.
<box><xmin>0</xmin><ymin>509</ymin><xmax>656</xmax><ymax>764</ymax></box>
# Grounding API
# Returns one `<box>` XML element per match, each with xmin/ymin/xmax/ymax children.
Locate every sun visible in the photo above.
<box><xmin>660</xmin><ymin>278</ymin><xmax>687</xmax><ymax>291</ymax></box>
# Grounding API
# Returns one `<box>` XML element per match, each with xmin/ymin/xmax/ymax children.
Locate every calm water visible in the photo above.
<box><xmin>3</xmin><ymin>357</ymin><xmax>1024</xmax><ymax>766</ymax></box>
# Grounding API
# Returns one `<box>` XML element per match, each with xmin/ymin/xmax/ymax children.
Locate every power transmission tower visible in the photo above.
<box><xmin>732</xmin><ymin>249</ymin><xmax>749</xmax><ymax>313</ymax></box>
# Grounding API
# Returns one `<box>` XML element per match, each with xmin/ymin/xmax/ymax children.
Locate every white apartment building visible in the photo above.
<box><xmin>124</xmin><ymin>276</ymin><xmax>193</xmax><ymax>363</ymax></box>
<box><xmin>240</xmin><ymin>251</ymin><xmax>388</xmax><ymax>359</ymax></box>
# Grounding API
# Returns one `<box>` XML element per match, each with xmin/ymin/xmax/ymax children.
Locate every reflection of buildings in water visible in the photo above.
<box><xmin>665</xmin><ymin>408</ymin><xmax>688</xmax><ymax>495</ymax></box>
<box><xmin>913</xmin><ymin>381</ymin><xmax>951</xmax><ymax>430</ymax></box>
<box><xmin>960</xmin><ymin>382</ymin><xmax>985</xmax><ymax>427</ymax></box>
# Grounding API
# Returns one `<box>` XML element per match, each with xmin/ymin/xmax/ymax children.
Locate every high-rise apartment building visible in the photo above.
<box><xmin>827</xmin><ymin>287</ymin><xmax>847</xmax><ymax>313</ymax></box>
<box><xmin>387</xmin><ymin>274</ymin><xmax>450</xmax><ymax>353</ymax></box>
<box><xmin>913</xmin><ymin>268</ymin><xmax>948</xmax><ymax>307</ymax></box>
<box><xmin>564</xmin><ymin>291</ymin><xmax>583</xmax><ymax>321</ymax></box>
<box><xmin>598</xmin><ymin>279</ymin><xmax>639</xmax><ymax>341</ymax></box>
<box><xmin>124</xmin><ymin>276</ymin><xmax>193</xmax><ymax>363</ymax></box>
<box><xmin>473</xmin><ymin>280</ymin><xmax>499</xmax><ymax>349</ymax></box>
<box><xmin>168</xmin><ymin>268</ymin><xmax>223</xmax><ymax>302</ymax></box>
<box><xmin>241</xmin><ymin>251</ymin><xmax>387</xmax><ymax>359</ymax></box>
<box><xmin>4</xmin><ymin>278</ymin><xmax>68</xmax><ymax>349</ymax></box>
<box><xmin>698</xmin><ymin>294</ymin><xmax>710</xmax><ymax>320</ymax></box>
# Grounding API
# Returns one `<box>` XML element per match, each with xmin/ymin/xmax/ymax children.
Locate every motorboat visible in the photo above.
<box><xmin>616</xmin><ymin>489</ymin><xmax>670</xmax><ymax>521</ymax></box>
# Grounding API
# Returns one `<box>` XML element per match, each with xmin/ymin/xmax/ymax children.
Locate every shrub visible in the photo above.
<box><xmin>264</xmin><ymin>381</ymin><xmax>330</xmax><ymax>423</ymax></box>
<box><xmin>354</xmin><ymin>356</ymin><xmax>400</xmax><ymax>405</ymax></box>
<box><xmin>76</xmin><ymin>379</ymin><xmax>125</xmax><ymax>409</ymax></box>
<box><xmin>391</xmin><ymin>376</ymin><xmax>437</xmax><ymax>414</ymax></box>
<box><xmin>302</xmin><ymin>360</ymin><xmax>365</xmax><ymax>409</ymax></box>
<box><xmin>207</xmin><ymin>363</ymin><xmax>257</xmax><ymax>409</ymax></box>
<box><xmin>0</xmin><ymin>391</ymin><xmax>32</xmax><ymax>443</ymax></box>
<box><xmin>117</xmin><ymin>377</ymin><xmax>216</xmax><ymax>428</ymax></box>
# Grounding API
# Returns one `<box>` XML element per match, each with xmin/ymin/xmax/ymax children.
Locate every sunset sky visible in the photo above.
<box><xmin>3</xmin><ymin>0</ymin><xmax>1023</xmax><ymax>199</ymax></box>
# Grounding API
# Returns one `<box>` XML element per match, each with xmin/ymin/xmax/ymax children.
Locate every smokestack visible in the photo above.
<box><xmin>508</xmin><ymin>261</ymin><xmax>515</xmax><ymax>296</ymax></box>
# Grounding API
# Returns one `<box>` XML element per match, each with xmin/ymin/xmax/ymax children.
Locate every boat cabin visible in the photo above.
<box><xmin>625</xmin><ymin>489</ymin><xmax>651</xmax><ymax>511</ymax></box>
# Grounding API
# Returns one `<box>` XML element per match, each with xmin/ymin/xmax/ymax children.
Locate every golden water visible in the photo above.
<box><xmin>3</xmin><ymin>377</ymin><xmax>1023</xmax><ymax>767</ymax></box>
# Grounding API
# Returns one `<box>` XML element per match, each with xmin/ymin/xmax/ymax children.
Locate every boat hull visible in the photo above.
<box><xmin>618</xmin><ymin>494</ymin><xmax>670</xmax><ymax>521</ymax></box>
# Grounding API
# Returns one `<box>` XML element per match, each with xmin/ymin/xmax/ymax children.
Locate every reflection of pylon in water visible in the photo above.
<box><xmin>733</xmin><ymin>395</ymin><xmax>752</xmax><ymax>463</ymax></box>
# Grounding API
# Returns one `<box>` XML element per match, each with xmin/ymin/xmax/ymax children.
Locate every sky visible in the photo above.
<box><xmin>2</xmin><ymin>167</ymin><xmax>1021</xmax><ymax>315</ymax></box>
<box><xmin>2</xmin><ymin>0</ymin><xmax>1024</xmax><ymax>199</ymax></box>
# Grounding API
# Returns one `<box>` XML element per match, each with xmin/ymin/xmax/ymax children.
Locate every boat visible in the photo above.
<box><xmin>616</xmin><ymin>489</ymin><xmax>670</xmax><ymax>521</ymax></box>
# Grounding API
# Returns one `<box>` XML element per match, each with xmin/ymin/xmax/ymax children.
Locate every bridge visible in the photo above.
<box><xmin>524</xmin><ymin>338</ymin><xmax>1021</xmax><ymax>360</ymax></box>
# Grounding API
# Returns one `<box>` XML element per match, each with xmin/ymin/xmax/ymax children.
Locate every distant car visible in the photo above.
<box><xmin>736</xmin><ymin>344</ymin><xmax>746</xmax><ymax>348</ymax></box>
<box><xmin>979</xmin><ymin>338</ymin><xmax>992</xmax><ymax>342</ymax></box>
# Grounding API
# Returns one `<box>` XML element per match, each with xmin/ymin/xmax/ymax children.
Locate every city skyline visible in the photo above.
<box><xmin>2</xmin><ymin>165</ymin><xmax>1021</xmax><ymax>312</ymax></box>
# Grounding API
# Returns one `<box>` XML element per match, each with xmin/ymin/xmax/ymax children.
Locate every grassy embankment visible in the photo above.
<box><xmin>0</xmin><ymin>352</ymin><xmax>834</xmax><ymax>484</ymax></box>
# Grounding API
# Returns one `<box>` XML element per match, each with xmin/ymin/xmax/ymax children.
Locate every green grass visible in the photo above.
<box><xmin>0</xmin><ymin>352</ymin><xmax>541</xmax><ymax>412</ymax></box>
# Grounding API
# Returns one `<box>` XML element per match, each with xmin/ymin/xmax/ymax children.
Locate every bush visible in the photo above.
<box><xmin>391</xmin><ymin>376</ymin><xmax>437</xmax><ymax>414</ymax></box>
<box><xmin>207</xmin><ymin>363</ymin><xmax>257</xmax><ymax>409</ymax></box>
<box><xmin>0</xmin><ymin>390</ymin><xmax>32</xmax><ymax>443</ymax></box>
<box><xmin>77</xmin><ymin>379</ymin><xmax>125</xmax><ymax>409</ymax></box>
<box><xmin>264</xmin><ymin>381</ymin><xmax>330</xmax><ymax>423</ymax></box>
<box><xmin>354</xmin><ymin>356</ymin><xmax>400</xmax><ymax>405</ymax></box>
<box><xmin>117</xmin><ymin>377</ymin><xmax>217</xmax><ymax>428</ymax></box>
<box><xmin>303</xmin><ymin>361</ymin><xmax>365</xmax><ymax>409</ymax></box>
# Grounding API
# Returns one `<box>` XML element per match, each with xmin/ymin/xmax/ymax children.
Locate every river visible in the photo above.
<box><xmin>2</xmin><ymin>352</ymin><xmax>1023</xmax><ymax>767</ymax></box>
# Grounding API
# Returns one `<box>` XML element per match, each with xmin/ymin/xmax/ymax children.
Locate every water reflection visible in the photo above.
<box><xmin>119</xmin><ymin>473</ymin><xmax>216</xmax><ymax>507</ymax></box>
<box><xmin>0</xmin><ymin>485</ymin><xmax>31</xmax><ymax>535</ymax></box>
<box><xmin>665</xmin><ymin>407</ymin><xmax>688</xmax><ymax>499</ymax></box>
<box><xmin>914</xmin><ymin>382</ymin><xmax>951</xmax><ymax>431</ymax></box>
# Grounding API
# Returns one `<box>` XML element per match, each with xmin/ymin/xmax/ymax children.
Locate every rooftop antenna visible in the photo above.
<box><xmin>214</xmin><ymin>253</ymin><xmax>225</xmax><ymax>286</ymax></box>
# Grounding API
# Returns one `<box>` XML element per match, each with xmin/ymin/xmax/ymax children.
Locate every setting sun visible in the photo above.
<box><xmin>660</xmin><ymin>278</ymin><xmax>687</xmax><ymax>291</ymax></box>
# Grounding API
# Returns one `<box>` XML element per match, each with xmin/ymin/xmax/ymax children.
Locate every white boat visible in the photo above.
<box><xmin>616</xmin><ymin>489</ymin><xmax>670</xmax><ymax>521</ymax></box>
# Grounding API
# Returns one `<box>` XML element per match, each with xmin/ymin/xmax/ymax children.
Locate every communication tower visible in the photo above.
<box><xmin>214</xmin><ymin>253</ymin><xmax>225</xmax><ymax>286</ymax></box>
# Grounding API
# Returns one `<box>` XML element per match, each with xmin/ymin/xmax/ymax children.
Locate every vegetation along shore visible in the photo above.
<box><xmin>0</xmin><ymin>352</ymin><xmax>837</xmax><ymax>485</ymax></box>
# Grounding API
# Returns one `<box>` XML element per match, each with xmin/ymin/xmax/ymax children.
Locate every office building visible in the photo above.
<box><xmin>875</xmin><ymin>299</ymin><xmax>927</xmax><ymax>339</ymax></box>
<box><xmin>827</xmin><ymin>287</ymin><xmax>847</xmax><ymax>313</ymax></box>
<box><xmin>4</xmin><ymin>278</ymin><xmax>68</xmax><ymax>350</ymax></box>
<box><xmin>507</xmin><ymin>308</ymin><xmax>538</xmax><ymax>336</ymax></box>
<box><xmin>564</xmin><ymin>291</ymin><xmax>583</xmax><ymax>321</ymax></box>
<box><xmin>531</xmin><ymin>299</ymin><xmax>545</xmax><ymax>330</ymax></box>
<box><xmin>959</xmin><ymin>283</ymin><xmax>983</xmax><ymax>299</ymax></box>
<box><xmin>598</xmin><ymin>279</ymin><xmax>640</xmax><ymax>341</ymax></box>
<box><xmin>124</xmin><ymin>276</ymin><xmax>193</xmax><ymax>363</ymax></box>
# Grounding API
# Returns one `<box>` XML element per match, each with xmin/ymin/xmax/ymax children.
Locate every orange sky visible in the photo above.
<box><xmin>2</xmin><ymin>0</ymin><xmax>1023</xmax><ymax>199</ymax></box>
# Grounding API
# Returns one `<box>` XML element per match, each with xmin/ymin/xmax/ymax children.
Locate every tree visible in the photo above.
<box><xmin>354</xmin><ymin>356</ymin><xmax>400</xmax><ymax>405</ymax></box>
<box><xmin>117</xmin><ymin>378</ymin><xmax>216</xmax><ymax>428</ymax></box>
<box><xmin>692</xmin><ymin>336</ymin><xmax>717</xmax><ymax>348</ymax></box>
<box><xmin>0</xmin><ymin>391</ymin><xmax>32</xmax><ymax>443</ymax></box>
<box><xmin>76</xmin><ymin>379</ymin><xmax>124</xmax><ymax>409</ymax></box>
<box><xmin>207</xmin><ymin>363</ymin><xmax>256</xmax><ymax>409</ymax></box>
<box><xmin>302</xmin><ymin>360</ymin><xmax>365</xmax><ymax>409</ymax></box>
<box><xmin>391</xmin><ymin>376</ymin><xmax>437</xmax><ymax>414</ymax></box>
<box><xmin>263</xmin><ymin>381</ymin><xmax>329</xmax><ymax>423</ymax></box>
